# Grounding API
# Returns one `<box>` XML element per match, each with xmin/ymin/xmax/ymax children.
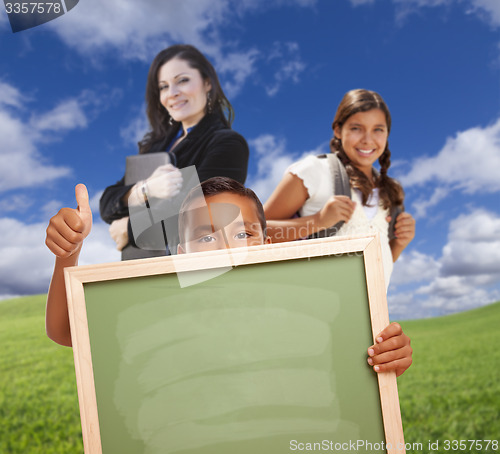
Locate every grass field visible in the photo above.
<box><xmin>1</xmin><ymin>295</ymin><xmax>499</xmax><ymax>453</ymax></box>
<box><xmin>0</xmin><ymin>296</ymin><xmax>81</xmax><ymax>454</ymax></box>
<box><xmin>397</xmin><ymin>301</ymin><xmax>500</xmax><ymax>453</ymax></box>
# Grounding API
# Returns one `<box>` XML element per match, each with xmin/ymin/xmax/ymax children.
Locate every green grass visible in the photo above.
<box><xmin>397</xmin><ymin>302</ymin><xmax>500</xmax><ymax>453</ymax></box>
<box><xmin>0</xmin><ymin>295</ymin><xmax>82</xmax><ymax>454</ymax></box>
<box><xmin>1</xmin><ymin>296</ymin><xmax>499</xmax><ymax>453</ymax></box>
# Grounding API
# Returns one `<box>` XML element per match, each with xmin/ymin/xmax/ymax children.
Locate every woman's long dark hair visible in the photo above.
<box><xmin>139</xmin><ymin>44</ymin><xmax>234</xmax><ymax>154</ymax></box>
<box><xmin>330</xmin><ymin>89</ymin><xmax>404</xmax><ymax>211</ymax></box>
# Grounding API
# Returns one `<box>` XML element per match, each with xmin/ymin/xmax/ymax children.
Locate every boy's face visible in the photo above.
<box><xmin>178</xmin><ymin>192</ymin><xmax>270</xmax><ymax>254</ymax></box>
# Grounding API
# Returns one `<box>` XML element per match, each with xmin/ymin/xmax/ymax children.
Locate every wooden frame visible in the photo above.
<box><xmin>65</xmin><ymin>234</ymin><xmax>405</xmax><ymax>454</ymax></box>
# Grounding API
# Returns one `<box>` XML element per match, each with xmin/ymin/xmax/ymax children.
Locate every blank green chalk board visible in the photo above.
<box><xmin>65</xmin><ymin>235</ymin><xmax>404</xmax><ymax>454</ymax></box>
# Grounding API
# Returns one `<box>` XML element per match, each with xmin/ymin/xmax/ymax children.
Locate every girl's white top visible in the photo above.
<box><xmin>287</xmin><ymin>155</ymin><xmax>393</xmax><ymax>289</ymax></box>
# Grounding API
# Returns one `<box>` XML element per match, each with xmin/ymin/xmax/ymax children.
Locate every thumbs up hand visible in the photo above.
<box><xmin>45</xmin><ymin>184</ymin><xmax>93</xmax><ymax>259</ymax></box>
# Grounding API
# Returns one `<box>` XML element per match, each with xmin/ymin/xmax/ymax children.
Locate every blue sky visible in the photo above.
<box><xmin>0</xmin><ymin>0</ymin><xmax>499</xmax><ymax>319</ymax></box>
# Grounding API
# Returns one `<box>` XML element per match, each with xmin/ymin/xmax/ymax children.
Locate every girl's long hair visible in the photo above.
<box><xmin>139</xmin><ymin>44</ymin><xmax>234</xmax><ymax>154</ymax></box>
<box><xmin>330</xmin><ymin>88</ymin><xmax>404</xmax><ymax>211</ymax></box>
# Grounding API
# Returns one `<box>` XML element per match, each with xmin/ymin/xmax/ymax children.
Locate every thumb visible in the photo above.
<box><xmin>75</xmin><ymin>184</ymin><xmax>92</xmax><ymax>233</ymax></box>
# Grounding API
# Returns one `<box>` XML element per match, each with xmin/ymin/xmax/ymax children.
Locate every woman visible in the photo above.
<box><xmin>100</xmin><ymin>44</ymin><xmax>249</xmax><ymax>259</ymax></box>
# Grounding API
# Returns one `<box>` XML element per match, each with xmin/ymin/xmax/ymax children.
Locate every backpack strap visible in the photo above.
<box><xmin>305</xmin><ymin>153</ymin><xmax>402</xmax><ymax>239</ymax></box>
<box><xmin>309</xmin><ymin>153</ymin><xmax>351</xmax><ymax>238</ymax></box>
<box><xmin>372</xmin><ymin>168</ymin><xmax>404</xmax><ymax>241</ymax></box>
<box><xmin>326</xmin><ymin>153</ymin><xmax>351</xmax><ymax>199</ymax></box>
<box><xmin>388</xmin><ymin>205</ymin><xmax>403</xmax><ymax>241</ymax></box>
<box><xmin>313</xmin><ymin>154</ymin><xmax>403</xmax><ymax>239</ymax></box>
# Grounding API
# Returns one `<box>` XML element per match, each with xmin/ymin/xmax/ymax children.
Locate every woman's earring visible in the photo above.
<box><xmin>206</xmin><ymin>92</ymin><xmax>213</xmax><ymax>114</ymax></box>
<box><xmin>169</xmin><ymin>116</ymin><xmax>174</xmax><ymax>126</ymax></box>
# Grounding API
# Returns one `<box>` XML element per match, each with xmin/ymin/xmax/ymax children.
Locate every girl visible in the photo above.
<box><xmin>100</xmin><ymin>44</ymin><xmax>249</xmax><ymax>260</ymax></box>
<box><xmin>264</xmin><ymin>89</ymin><xmax>415</xmax><ymax>287</ymax></box>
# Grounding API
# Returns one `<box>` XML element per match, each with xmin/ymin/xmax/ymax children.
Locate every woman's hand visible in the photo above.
<box><xmin>45</xmin><ymin>184</ymin><xmax>92</xmax><ymax>259</ymax></box>
<box><xmin>128</xmin><ymin>164</ymin><xmax>183</xmax><ymax>207</ymax></box>
<box><xmin>144</xmin><ymin>164</ymin><xmax>183</xmax><ymax>199</ymax></box>
<box><xmin>316</xmin><ymin>195</ymin><xmax>356</xmax><ymax>231</ymax></box>
<box><xmin>367</xmin><ymin>322</ymin><xmax>412</xmax><ymax>377</ymax></box>
<box><xmin>109</xmin><ymin>217</ymin><xmax>129</xmax><ymax>251</ymax></box>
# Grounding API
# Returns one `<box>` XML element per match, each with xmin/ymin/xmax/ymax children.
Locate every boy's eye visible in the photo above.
<box><xmin>197</xmin><ymin>235</ymin><xmax>217</xmax><ymax>243</ymax></box>
<box><xmin>235</xmin><ymin>232</ymin><xmax>251</xmax><ymax>240</ymax></box>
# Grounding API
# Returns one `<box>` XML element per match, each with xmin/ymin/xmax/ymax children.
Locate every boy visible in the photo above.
<box><xmin>45</xmin><ymin>177</ymin><xmax>412</xmax><ymax>376</ymax></box>
<box><xmin>177</xmin><ymin>176</ymin><xmax>271</xmax><ymax>253</ymax></box>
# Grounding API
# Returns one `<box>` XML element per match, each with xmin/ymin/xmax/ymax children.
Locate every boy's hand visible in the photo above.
<box><xmin>367</xmin><ymin>322</ymin><xmax>412</xmax><ymax>377</ymax></box>
<box><xmin>45</xmin><ymin>184</ymin><xmax>92</xmax><ymax>258</ymax></box>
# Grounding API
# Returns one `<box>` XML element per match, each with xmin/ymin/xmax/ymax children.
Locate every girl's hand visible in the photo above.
<box><xmin>367</xmin><ymin>322</ymin><xmax>412</xmax><ymax>377</ymax></box>
<box><xmin>316</xmin><ymin>195</ymin><xmax>356</xmax><ymax>230</ymax></box>
<box><xmin>109</xmin><ymin>217</ymin><xmax>129</xmax><ymax>251</ymax></box>
<box><xmin>389</xmin><ymin>212</ymin><xmax>415</xmax><ymax>262</ymax></box>
<box><xmin>391</xmin><ymin>212</ymin><xmax>415</xmax><ymax>248</ymax></box>
<box><xmin>45</xmin><ymin>184</ymin><xmax>93</xmax><ymax>259</ymax></box>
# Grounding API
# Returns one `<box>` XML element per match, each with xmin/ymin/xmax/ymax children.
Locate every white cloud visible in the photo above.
<box><xmin>246</xmin><ymin>134</ymin><xmax>326</xmax><ymax>203</ymax></box>
<box><xmin>392</xmin><ymin>0</ymin><xmax>449</xmax><ymax>6</ymax></box>
<box><xmin>214</xmin><ymin>49</ymin><xmax>260</xmax><ymax>98</ymax></box>
<box><xmin>0</xmin><ymin>82</ymin><xmax>116</xmax><ymax>193</ymax></box>
<box><xmin>0</xmin><ymin>294</ymin><xmax>20</xmax><ymax>301</ymax></box>
<box><xmin>39</xmin><ymin>188</ymin><xmax>104</xmax><ymax>225</ymax></box>
<box><xmin>390</xmin><ymin>250</ymin><xmax>441</xmax><ymax>286</ymax></box>
<box><xmin>397</xmin><ymin>0</ymin><xmax>500</xmax><ymax>27</ymax></box>
<box><xmin>350</xmin><ymin>0</ymin><xmax>375</xmax><ymax>5</ymax></box>
<box><xmin>401</xmin><ymin>118</ymin><xmax>500</xmax><ymax>193</ymax></box>
<box><xmin>0</xmin><ymin>81</ymin><xmax>24</xmax><ymax>108</ymax></box>
<box><xmin>351</xmin><ymin>0</ymin><xmax>500</xmax><ymax>27</ymax></box>
<box><xmin>40</xmin><ymin>199</ymin><xmax>64</xmax><ymax>221</ymax></box>
<box><xmin>121</xmin><ymin>110</ymin><xmax>149</xmax><ymax>147</ymax></box>
<box><xmin>417</xmin><ymin>275</ymin><xmax>500</xmax><ymax>314</ymax></box>
<box><xmin>236</xmin><ymin>0</ymin><xmax>317</xmax><ymax>9</ymax></box>
<box><xmin>30</xmin><ymin>98</ymin><xmax>88</xmax><ymax>133</ymax></box>
<box><xmin>0</xmin><ymin>217</ymin><xmax>58</xmax><ymax>295</ymax></box>
<box><xmin>441</xmin><ymin>209</ymin><xmax>500</xmax><ymax>277</ymax></box>
<box><xmin>0</xmin><ymin>194</ymin><xmax>34</xmax><ymax>214</ymax></box>
<box><xmin>411</xmin><ymin>186</ymin><xmax>449</xmax><ymax>219</ymax></box>
<box><xmin>0</xmin><ymin>217</ymin><xmax>119</xmax><ymax>296</ymax></box>
<box><xmin>49</xmin><ymin>0</ymin><xmax>317</xmax><ymax>59</ymax></box>
<box><xmin>48</xmin><ymin>1</ymin><xmax>252</xmax><ymax>61</ymax></box>
<box><xmin>47</xmin><ymin>0</ymin><xmax>261</xmax><ymax>96</ymax></box>
<box><xmin>0</xmin><ymin>108</ymin><xmax>71</xmax><ymax>192</ymax></box>
<box><xmin>89</xmin><ymin>189</ymin><xmax>104</xmax><ymax>214</ymax></box>
<box><xmin>264</xmin><ymin>42</ymin><xmax>306</xmax><ymax>97</ymax></box>
<box><xmin>465</xmin><ymin>0</ymin><xmax>500</xmax><ymax>26</ymax></box>
<box><xmin>45</xmin><ymin>1</ymin><xmax>312</xmax><ymax>98</ymax></box>
<box><xmin>78</xmin><ymin>221</ymin><xmax>121</xmax><ymax>266</ymax></box>
<box><xmin>388</xmin><ymin>208</ymin><xmax>500</xmax><ymax>319</ymax></box>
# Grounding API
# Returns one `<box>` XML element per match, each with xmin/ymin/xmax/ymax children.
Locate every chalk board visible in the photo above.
<box><xmin>65</xmin><ymin>235</ymin><xmax>404</xmax><ymax>454</ymax></box>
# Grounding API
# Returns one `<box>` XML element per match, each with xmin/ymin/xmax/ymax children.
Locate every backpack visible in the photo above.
<box><xmin>308</xmin><ymin>153</ymin><xmax>402</xmax><ymax>240</ymax></box>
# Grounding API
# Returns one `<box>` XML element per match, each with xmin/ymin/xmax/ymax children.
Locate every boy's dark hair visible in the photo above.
<box><xmin>178</xmin><ymin>177</ymin><xmax>267</xmax><ymax>243</ymax></box>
